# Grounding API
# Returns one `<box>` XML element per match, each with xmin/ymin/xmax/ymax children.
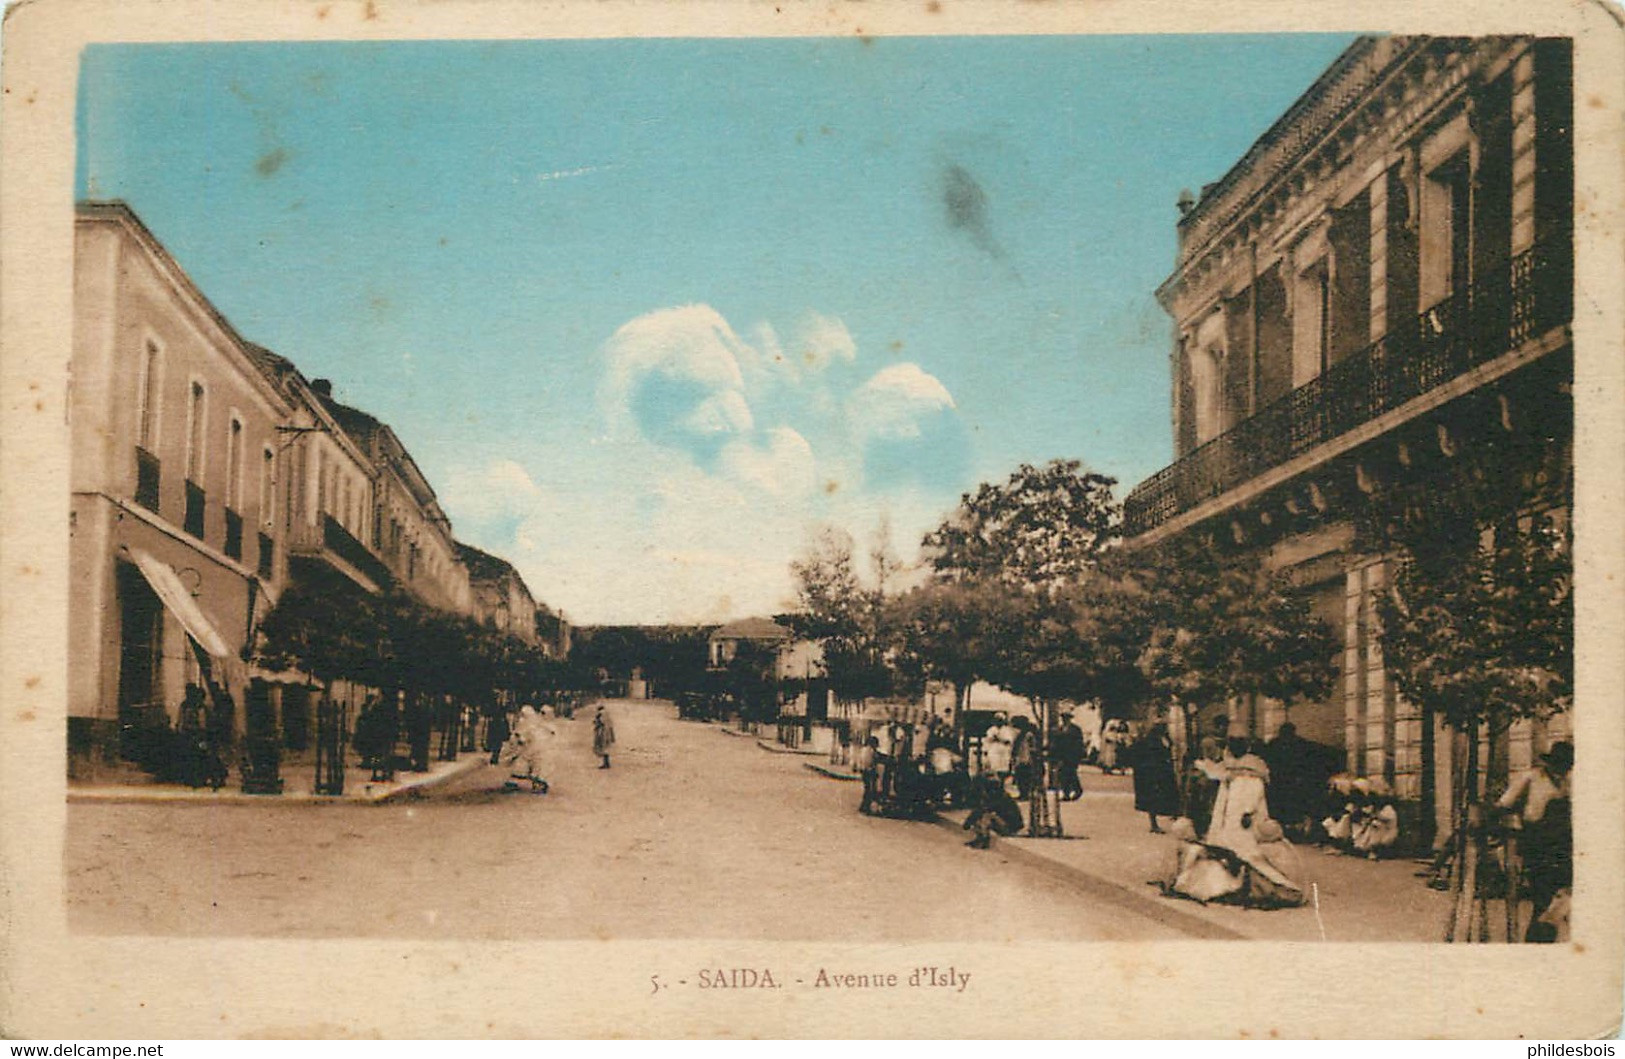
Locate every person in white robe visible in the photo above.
<box><xmin>1168</xmin><ymin>738</ymin><xmax>1304</xmax><ymax>907</ymax></box>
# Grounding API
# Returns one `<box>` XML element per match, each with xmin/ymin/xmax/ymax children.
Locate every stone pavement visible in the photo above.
<box><xmin>66</xmin><ymin>751</ymin><xmax>485</xmax><ymax>805</ymax></box>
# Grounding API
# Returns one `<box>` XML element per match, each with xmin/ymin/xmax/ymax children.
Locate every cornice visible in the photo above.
<box><xmin>1158</xmin><ymin>37</ymin><xmax>1527</xmax><ymax>319</ymax></box>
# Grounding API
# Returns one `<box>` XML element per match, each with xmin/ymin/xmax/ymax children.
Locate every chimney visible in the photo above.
<box><xmin>311</xmin><ymin>379</ymin><xmax>333</xmax><ymax>398</ymax></box>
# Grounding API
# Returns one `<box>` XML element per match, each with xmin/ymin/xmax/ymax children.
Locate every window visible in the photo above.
<box><xmin>257</xmin><ymin>531</ymin><xmax>274</xmax><ymax>578</ymax></box>
<box><xmin>224</xmin><ymin>507</ymin><xmax>243</xmax><ymax>560</ymax></box>
<box><xmin>185</xmin><ymin>382</ymin><xmax>206</xmax><ymax>484</ymax></box>
<box><xmin>134</xmin><ymin>447</ymin><xmax>161</xmax><ymax>512</ymax></box>
<box><xmin>316</xmin><ymin>451</ymin><xmax>328</xmax><ymax>519</ymax></box>
<box><xmin>1421</xmin><ymin>153</ymin><xmax>1473</xmax><ymax>311</ymax></box>
<box><xmin>226</xmin><ymin>417</ymin><xmax>244</xmax><ymax>512</ymax></box>
<box><xmin>137</xmin><ymin>339</ymin><xmax>161</xmax><ymax>451</ymax></box>
<box><xmin>259</xmin><ymin>448</ymin><xmax>276</xmax><ymax>527</ymax></box>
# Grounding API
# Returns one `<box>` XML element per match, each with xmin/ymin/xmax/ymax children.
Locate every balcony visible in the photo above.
<box><xmin>1125</xmin><ymin>242</ymin><xmax>1570</xmax><ymax>538</ymax></box>
<box><xmin>183</xmin><ymin>480</ymin><xmax>206</xmax><ymax>540</ymax></box>
<box><xmin>224</xmin><ymin>508</ymin><xmax>244</xmax><ymax>560</ymax></box>
<box><xmin>134</xmin><ymin>447</ymin><xmax>161</xmax><ymax>513</ymax></box>
<box><xmin>290</xmin><ymin>513</ymin><xmax>393</xmax><ymax>593</ymax></box>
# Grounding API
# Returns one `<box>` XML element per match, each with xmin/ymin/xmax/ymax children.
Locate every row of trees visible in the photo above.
<box><xmin>790</xmin><ymin>452</ymin><xmax>1571</xmax><ymax>844</ymax></box>
<box><xmin>792</xmin><ymin>460</ymin><xmax>1338</xmax><ymax>746</ymax></box>
<box><xmin>256</xmin><ymin>579</ymin><xmax>588</xmax><ymax>714</ymax></box>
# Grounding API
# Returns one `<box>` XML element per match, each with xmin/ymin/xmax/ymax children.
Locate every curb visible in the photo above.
<box><xmin>803</xmin><ymin>761</ymin><xmax>861</xmax><ymax>782</ymax></box>
<box><xmin>756</xmin><ymin>738</ymin><xmax>825</xmax><ymax>757</ymax></box>
<box><xmin>67</xmin><ymin>755</ymin><xmax>485</xmax><ymax>807</ymax></box>
<box><xmin>374</xmin><ymin>755</ymin><xmax>487</xmax><ymax>803</ymax></box>
<box><xmin>927</xmin><ymin>813</ymin><xmax>1248</xmax><ymax>941</ymax></box>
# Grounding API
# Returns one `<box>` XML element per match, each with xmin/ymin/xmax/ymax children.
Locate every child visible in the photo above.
<box><xmin>1353</xmin><ymin>785</ymin><xmax>1401</xmax><ymax>859</ymax></box>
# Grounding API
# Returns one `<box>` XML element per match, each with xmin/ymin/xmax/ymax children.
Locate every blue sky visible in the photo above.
<box><xmin>77</xmin><ymin>34</ymin><xmax>1356</xmax><ymax>624</ymax></box>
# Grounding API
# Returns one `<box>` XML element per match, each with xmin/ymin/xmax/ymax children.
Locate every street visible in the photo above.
<box><xmin>65</xmin><ymin>699</ymin><xmax>1185</xmax><ymax>940</ymax></box>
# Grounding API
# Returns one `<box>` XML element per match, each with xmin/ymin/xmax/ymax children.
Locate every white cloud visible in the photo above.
<box><xmin>847</xmin><ymin>362</ymin><xmax>957</xmax><ymax>441</ymax></box>
<box><xmin>682</xmin><ymin>389</ymin><xmax>755</xmax><ymax>436</ymax></box>
<box><xmin>721</xmin><ymin>426</ymin><xmax>816</xmax><ymax>497</ymax></box>
<box><xmin>793</xmin><ymin>311</ymin><xmax>858</xmax><ymax>372</ymax></box>
<box><xmin>481</xmin><ymin>306</ymin><xmax>967</xmax><ymax>624</ymax></box>
<box><xmin>597</xmin><ymin>304</ymin><xmax>755</xmax><ymax>442</ymax></box>
<box><xmin>439</xmin><ymin>458</ymin><xmax>545</xmax><ymax>526</ymax></box>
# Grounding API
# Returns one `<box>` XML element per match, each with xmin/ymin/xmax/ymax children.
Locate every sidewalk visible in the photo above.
<box><xmin>804</xmin><ymin>761</ymin><xmax>1453</xmax><ymax>941</ymax></box>
<box><xmin>943</xmin><ymin>771</ymin><xmax>1454</xmax><ymax>941</ymax></box>
<box><xmin>66</xmin><ymin>753</ymin><xmax>485</xmax><ymax>805</ymax></box>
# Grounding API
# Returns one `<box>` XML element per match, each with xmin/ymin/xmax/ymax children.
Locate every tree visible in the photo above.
<box><xmin>1370</xmin><ymin>479</ymin><xmax>1571</xmax><ymax>941</ymax></box>
<box><xmin>918</xmin><ymin>459</ymin><xmax>1123</xmax><ymax>835</ymax></box>
<box><xmin>887</xmin><ymin>577</ymin><xmax>1014</xmax><ymax>717</ymax></box>
<box><xmin>788</xmin><ymin>527</ymin><xmax>900</xmax><ymax>710</ymax></box>
<box><xmin>1128</xmin><ymin>535</ymin><xmax>1338</xmax><ymax>774</ymax></box>
<box><xmin>923</xmin><ymin>459</ymin><xmax>1119</xmax><ymax>589</ymax></box>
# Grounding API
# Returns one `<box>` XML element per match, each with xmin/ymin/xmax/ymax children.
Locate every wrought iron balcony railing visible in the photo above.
<box><xmin>224</xmin><ymin>508</ymin><xmax>244</xmax><ymax>561</ymax></box>
<box><xmin>183</xmin><ymin>480</ymin><xmax>206</xmax><ymax>540</ymax></box>
<box><xmin>1124</xmin><ymin>242</ymin><xmax>1570</xmax><ymax>538</ymax></box>
<box><xmin>134</xmin><ymin>447</ymin><xmax>161</xmax><ymax>513</ymax></box>
<box><xmin>320</xmin><ymin>513</ymin><xmax>393</xmax><ymax>589</ymax></box>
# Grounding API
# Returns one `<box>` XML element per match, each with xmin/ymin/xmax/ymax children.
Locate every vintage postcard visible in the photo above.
<box><xmin>1</xmin><ymin>0</ymin><xmax>1621</xmax><ymax>1040</ymax></box>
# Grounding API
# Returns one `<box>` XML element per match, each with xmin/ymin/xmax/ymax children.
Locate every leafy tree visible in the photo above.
<box><xmin>923</xmin><ymin>459</ymin><xmax>1119</xmax><ymax>589</ymax></box>
<box><xmin>887</xmin><ymin>577</ymin><xmax>1014</xmax><ymax>717</ymax></box>
<box><xmin>788</xmin><ymin>526</ymin><xmax>899</xmax><ymax>709</ymax></box>
<box><xmin>1128</xmin><ymin>535</ymin><xmax>1338</xmax><ymax>768</ymax></box>
<box><xmin>917</xmin><ymin>459</ymin><xmax>1123</xmax><ymax>835</ymax></box>
<box><xmin>1370</xmin><ymin>476</ymin><xmax>1571</xmax><ymax>941</ymax></box>
<box><xmin>257</xmin><ymin>578</ymin><xmax>389</xmax><ymax>687</ymax></box>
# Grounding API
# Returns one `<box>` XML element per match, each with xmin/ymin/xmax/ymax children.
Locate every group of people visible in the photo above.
<box><xmin>486</xmin><ymin>702</ymin><xmax>617</xmax><ymax>794</ymax></box>
<box><xmin>1162</xmin><ymin>731</ymin><xmax>1309</xmax><ymax>908</ymax></box>
<box><xmin>855</xmin><ymin>716</ymin><xmax>963</xmax><ymax>819</ymax></box>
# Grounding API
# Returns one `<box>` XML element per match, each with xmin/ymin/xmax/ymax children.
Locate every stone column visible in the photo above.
<box><xmin>1510</xmin><ymin>48</ymin><xmax>1537</xmax><ymax>257</ymax></box>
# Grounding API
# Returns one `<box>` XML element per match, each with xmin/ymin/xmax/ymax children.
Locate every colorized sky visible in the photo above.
<box><xmin>77</xmin><ymin>34</ymin><xmax>1356</xmax><ymax>625</ymax></box>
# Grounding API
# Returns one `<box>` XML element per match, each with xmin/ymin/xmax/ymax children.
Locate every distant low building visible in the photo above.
<box><xmin>706</xmin><ymin>616</ymin><xmax>793</xmax><ymax>670</ymax></box>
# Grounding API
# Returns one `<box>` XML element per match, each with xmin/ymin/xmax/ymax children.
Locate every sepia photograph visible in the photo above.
<box><xmin>3</xmin><ymin>0</ymin><xmax>1622</xmax><ymax>1040</ymax></box>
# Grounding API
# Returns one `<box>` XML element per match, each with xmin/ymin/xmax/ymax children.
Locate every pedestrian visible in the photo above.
<box><xmin>1352</xmin><ymin>782</ymin><xmax>1401</xmax><ymax>860</ymax></box>
<box><xmin>486</xmin><ymin>706</ymin><xmax>512</xmax><ymax>766</ymax></box>
<box><xmin>982</xmin><ymin>716</ymin><xmax>1012</xmax><ymax>783</ymax></box>
<box><xmin>1052</xmin><ymin>711</ymin><xmax>1086</xmax><ymax>801</ymax></box>
<box><xmin>1010</xmin><ymin>716</ymin><xmax>1038</xmax><ymax>800</ymax></box>
<box><xmin>1184</xmin><ymin>713</ymin><xmax>1231</xmax><ymax>836</ymax></box>
<box><xmin>1168</xmin><ymin>737</ymin><xmax>1304</xmax><ymax>908</ymax></box>
<box><xmin>1129</xmin><ymin>720</ymin><xmax>1181</xmax><ymax>833</ymax></box>
<box><xmin>1098</xmin><ymin>717</ymin><xmax>1130</xmax><ymax>774</ymax></box>
<box><xmin>1496</xmin><ymin>740</ymin><xmax>1573</xmax><ymax>942</ymax></box>
<box><xmin>593</xmin><ymin>704</ymin><xmax>616</xmax><ymax>768</ymax></box>
<box><xmin>1262</xmin><ymin>721</ymin><xmax>1327</xmax><ymax>839</ymax></box>
<box><xmin>963</xmin><ymin>774</ymin><xmax>1024</xmax><ymax>849</ymax></box>
<box><xmin>502</xmin><ymin>705</ymin><xmax>554</xmax><ymax>793</ymax></box>
<box><xmin>855</xmin><ymin>735</ymin><xmax>881</xmax><ymax>815</ymax></box>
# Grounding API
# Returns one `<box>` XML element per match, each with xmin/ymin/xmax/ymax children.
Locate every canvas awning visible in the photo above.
<box><xmin>129</xmin><ymin>548</ymin><xmax>234</xmax><ymax>660</ymax></box>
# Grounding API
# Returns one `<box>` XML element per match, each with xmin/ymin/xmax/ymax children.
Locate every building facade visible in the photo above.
<box><xmin>1123</xmin><ymin>37</ymin><xmax>1573</xmax><ymax>843</ymax></box>
<box><xmin>326</xmin><ymin>399</ymin><xmax>471</xmax><ymax>613</ymax></box>
<box><xmin>69</xmin><ymin>201</ymin><xmax>556</xmax><ymax>779</ymax></box>
<box><xmin>456</xmin><ymin>542</ymin><xmax>538</xmax><ymax>644</ymax></box>
<box><xmin>69</xmin><ymin>203</ymin><xmax>296</xmax><ymax>765</ymax></box>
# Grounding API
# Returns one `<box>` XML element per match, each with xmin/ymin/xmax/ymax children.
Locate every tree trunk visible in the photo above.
<box><xmin>1447</xmin><ymin>719</ymin><xmax>1483</xmax><ymax>943</ymax></box>
<box><xmin>1026</xmin><ymin>700</ymin><xmax>1062</xmax><ymax>838</ymax></box>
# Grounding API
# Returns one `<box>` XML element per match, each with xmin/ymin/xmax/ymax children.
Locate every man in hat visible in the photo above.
<box><xmin>1052</xmin><ymin>711</ymin><xmax>1085</xmax><ymax>801</ymax></box>
<box><xmin>1497</xmin><ymin>740</ymin><xmax>1573</xmax><ymax>941</ymax></box>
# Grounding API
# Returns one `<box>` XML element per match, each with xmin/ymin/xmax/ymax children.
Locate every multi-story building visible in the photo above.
<box><xmin>325</xmin><ymin>400</ymin><xmax>471</xmax><ymax>615</ymax></box>
<box><xmin>68</xmin><ymin>202</ymin><xmax>297</xmax><ymax>767</ymax></box>
<box><xmin>68</xmin><ymin>200</ymin><xmax>543</xmax><ymax>780</ymax></box>
<box><xmin>456</xmin><ymin>542</ymin><xmax>537</xmax><ymax>644</ymax></box>
<box><xmin>1123</xmin><ymin>36</ymin><xmax>1572</xmax><ymax>843</ymax></box>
